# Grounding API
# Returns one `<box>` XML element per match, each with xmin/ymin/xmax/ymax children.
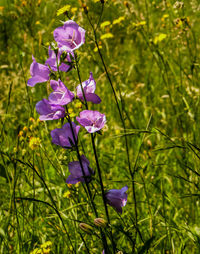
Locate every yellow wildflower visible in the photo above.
<box><xmin>100</xmin><ymin>21</ymin><xmax>111</xmax><ymax>29</ymax></box>
<box><xmin>40</xmin><ymin>241</ymin><xmax>52</xmax><ymax>249</ymax></box>
<box><xmin>63</xmin><ymin>191</ymin><xmax>71</xmax><ymax>198</ymax></box>
<box><xmin>100</xmin><ymin>33</ymin><xmax>114</xmax><ymax>40</ymax></box>
<box><xmin>29</xmin><ymin>137</ymin><xmax>41</xmax><ymax>150</ymax></box>
<box><xmin>74</xmin><ymin>101</ymin><xmax>82</xmax><ymax>109</ymax></box>
<box><xmin>153</xmin><ymin>33</ymin><xmax>167</xmax><ymax>44</ymax></box>
<box><xmin>113</xmin><ymin>16</ymin><xmax>125</xmax><ymax>25</ymax></box>
<box><xmin>23</xmin><ymin>126</ymin><xmax>28</xmax><ymax>132</ymax></box>
<box><xmin>18</xmin><ymin>131</ymin><xmax>24</xmax><ymax>137</ymax></box>
<box><xmin>29</xmin><ymin>117</ymin><xmax>35</xmax><ymax>123</ymax></box>
<box><xmin>71</xmin><ymin>7</ymin><xmax>78</xmax><ymax>14</ymax></box>
<box><xmin>57</xmin><ymin>5</ymin><xmax>71</xmax><ymax>16</ymax></box>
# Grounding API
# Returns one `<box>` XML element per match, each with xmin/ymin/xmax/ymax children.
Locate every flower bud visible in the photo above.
<box><xmin>79</xmin><ymin>223</ymin><xmax>93</xmax><ymax>234</ymax></box>
<box><xmin>94</xmin><ymin>218</ymin><xmax>107</xmax><ymax>228</ymax></box>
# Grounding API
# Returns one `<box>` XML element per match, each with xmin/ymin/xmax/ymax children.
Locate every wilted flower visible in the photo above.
<box><xmin>49</xmin><ymin>79</ymin><xmax>74</xmax><ymax>105</ymax></box>
<box><xmin>66</xmin><ymin>155</ymin><xmax>94</xmax><ymax>184</ymax></box>
<box><xmin>51</xmin><ymin>122</ymin><xmax>80</xmax><ymax>148</ymax></box>
<box><xmin>27</xmin><ymin>56</ymin><xmax>50</xmax><ymax>87</ymax></box>
<box><xmin>76</xmin><ymin>110</ymin><xmax>106</xmax><ymax>133</ymax></box>
<box><xmin>94</xmin><ymin>218</ymin><xmax>107</xmax><ymax>228</ymax></box>
<box><xmin>76</xmin><ymin>72</ymin><xmax>101</xmax><ymax>104</ymax></box>
<box><xmin>36</xmin><ymin>99</ymin><xmax>65</xmax><ymax>120</ymax></box>
<box><xmin>53</xmin><ymin>20</ymin><xmax>85</xmax><ymax>52</ymax></box>
<box><xmin>79</xmin><ymin>223</ymin><xmax>93</xmax><ymax>234</ymax></box>
<box><xmin>45</xmin><ymin>46</ymin><xmax>73</xmax><ymax>72</ymax></box>
<box><xmin>105</xmin><ymin>186</ymin><xmax>128</xmax><ymax>213</ymax></box>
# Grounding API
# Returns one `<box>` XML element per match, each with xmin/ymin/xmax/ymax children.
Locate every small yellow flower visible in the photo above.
<box><xmin>23</xmin><ymin>126</ymin><xmax>28</xmax><ymax>132</ymax></box>
<box><xmin>100</xmin><ymin>33</ymin><xmax>114</xmax><ymax>40</ymax></box>
<box><xmin>75</xmin><ymin>182</ymin><xmax>80</xmax><ymax>187</ymax></box>
<box><xmin>63</xmin><ymin>191</ymin><xmax>71</xmax><ymax>198</ymax></box>
<box><xmin>94</xmin><ymin>45</ymin><xmax>102</xmax><ymax>52</ymax></box>
<box><xmin>100</xmin><ymin>21</ymin><xmax>111</xmax><ymax>29</ymax></box>
<box><xmin>67</xmin><ymin>184</ymin><xmax>72</xmax><ymax>188</ymax></box>
<box><xmin>74</xmin><ymin>101</ymin><xmax>82</xmax><ymax>109</ymax></box>
<box><xmin>29</xmin><ymin>137</ymin><xmax>41</xmax><ymax>150</ymax></box>
<box><xmin>29</xmin><ymin>117</ymin><xmax>35</xmax><ymax>123</ymax></box>
<box><xmin>40</xmin><ymin>241</ymin><xmax>52</xmax><ymax>249</ymax></box>
<box><xmin>71</xmin><ymin>7</ymin><xmax>78</xmax><ymax>14</ymax></box>
<box><xmin>113</xmin><ymin>16</ymin><xmax>125</xmax><ymax>25</ymax></box>
<box><xmin>18</xmin><ymin>131</ymin><xmax>24</xmax><ymax>137</ymax></box>
<box><xmin>35</xmin><ymin>21</ymin><xmax>40</xmax><ymax>25</ymax></box>
<box><xmin>42</xmin><ymin>248</ymin><xmax>51</xmax><ymax>254</ymax></box>
<box><xmin>68</xmin><ymin>108</ymin><xmax>73</xmax><ymax>114</ymax></box>
<box><xmin>57</xmin><ymin>5</ymin><xmax>71</xmax><ymax>16</ymax></box>
<box><xmin>153</xmin><ymin>33</ymin><xmax>167</xmax><ymax>44</ymax></box>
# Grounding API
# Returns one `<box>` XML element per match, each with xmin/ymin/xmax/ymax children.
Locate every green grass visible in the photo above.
<box><xmin>0</xmin><ymin>0</ymin><xmax>200</xmax><ymax>253</ymax></box>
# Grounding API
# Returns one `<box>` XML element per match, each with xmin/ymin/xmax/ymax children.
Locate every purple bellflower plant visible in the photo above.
<box><xmin>51</xmin><ymin>122</ymin><xmax>80</xmax><ymax>148</ymax></box>
<box><xmin>105</xmin><ymin>186</ymin><xmax>128</xmax><ymax>214</ymax></box>
<box><xmin>53</xmin><ymin>20</ymin><xmax>85</xmax><ymax>52</ymax></box>
<box><xmin>76</xmin><ymin>72</ymin><xmax>101</xmax><ymax>104</ymax></box>
<box><xmin>27</xmin><ymin>56</ymin><xmax>50</xmax><ymax>87</ymax></box>
<box><xmin>45</xmin><ymin>46</ymin><xmax>72</xmax><ymax>72</ymax></box>
<box><xmin>36</xmin><ymin>99</ymin><xmax>65</xmax><ymax>121</ymax></box>
<box><xmin>66</xmin><ymin>155</ymin><xmax>94</xmax><ymax>184</ymax></box>
<box><xmin>49</xmin><ymin>80</ymin><xmax>74</xmax><ymax>105</ymax></box>
<box><xmin>76</xmin><ymin>110</ymin><xmax>106</xmax><ymax>133</ymax></box>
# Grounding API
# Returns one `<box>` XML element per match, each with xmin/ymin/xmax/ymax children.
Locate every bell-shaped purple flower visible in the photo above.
<box><xmin>45</xmin><ymin>46</ymin><xmax>72</xmax><ymax>72</ymax></box>
<box><xmin>105</xmin><ymin>186</ymin><xmax>128</xmax><ymax>214</ymax></box>
<box><xmin>66</xmin><ymin>155</ymin><xmax>94</xmax><ymax>184</ymax></box>
<box><xmin>49</xmin><ymin>80</ymin><xmax>74</xmax><ymax>106</ymax></box>
<box><xmin>51</xmin><ymin>122</ymin><xmax>80</xmax><ymax>148</ymax></box>
<box><xmin>53</xmin><ymin>20</ymin><xmax>85</xmax><ymax>52</ymax></box>
<box><xmin>36</xmin><ymin>99</ymin><xmax>65</xmax><ymax>121</ymax></box>
<box><xmin>76</xmin><ymin>110</ymin><xmax>106</xmax><ymax>133</ymax></box>
<box><xmin>27</xmin><ymin>56</ymin><xmax>50</xmax><ymax>87</ymax></box>
<box><xmin>76</xmin><ymin>72</ymin><xmax>101</xmax><ymax>104</ymax></box>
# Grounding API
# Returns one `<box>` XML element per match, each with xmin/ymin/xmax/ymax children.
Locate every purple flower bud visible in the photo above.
<box><xmin>27</xmin><ymin>56</ymin><xmax>50</xmax><ymax>87</ymax></box>
<box><xmin>66</xmin><ymin>155</ymin><xmax>94</xmax><ymax>184</ymax></box>
<box><xmin>36</xmin><ymin>99</ymin><xmax>65</xmax><ymax>121</ymax></box>
<box><xmin>76</xmin><ymin>72</ymin><xmax>101</xmax><ymax>104</ymax></box>
<box><xmin>105</xmin><ymin>186</ymin><xmax>128</xmax><ymax>214</ymax></box>
<box><xmin>53</xmin><ymin>20</ymin><xmax>85</xmax><ymax>52</ymax></box>
<box><xmin>51</xmin><ymin>122</ymin><xmax>80</xmax><ymax>148</ymax></box>
<box><xmin>45</xmin><ymin>46</ymin><xmax>73</xmax><ymax>72</ymax></box>
<box><xmin>76</xmin><ymin>110</ymin><xmax>106</xmax><ymax>133</ymax></box>
<box><xmin>49</xmin><ymin>79</ymin><xmax>74</xmax><ymax>105</ymax></box>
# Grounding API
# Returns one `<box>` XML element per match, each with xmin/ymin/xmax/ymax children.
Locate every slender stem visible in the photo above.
<box><xmin>73</xmin><ymin>54</ymin><xmax>115</xmax><ymax>253</ymax></box>
<box><xmin>65</xmin><ymin>107</ymin><xmax>109</xmax><ymax>252</ymax></box>
<box><xmin>84</xmin><ymin>10</ymin><xmax>138</xmax><ymax>245</ymax></box>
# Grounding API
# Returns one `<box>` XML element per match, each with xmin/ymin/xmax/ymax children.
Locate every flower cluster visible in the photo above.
<box><xmin>27</xmin><ymin>20</ymin><xmax>127</xmax><ymax>214</ymax></box>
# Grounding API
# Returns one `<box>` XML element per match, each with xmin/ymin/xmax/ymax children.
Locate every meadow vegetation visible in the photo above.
<box><xmin>0</xmin><ymin>0</ymin><xmax>200</xmax><ymax>253</ymax></box>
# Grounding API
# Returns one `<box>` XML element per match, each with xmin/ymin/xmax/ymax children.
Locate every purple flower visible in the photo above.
<box><xmin>66</xmin><ymin>155</ymin><xmax>94</xmax><ymax>184</ymax></box>
<box><xmin>49</xmin><ymin>80</ymin><xmax>74</xmax><ymax>105</ymax></box>
<box><xmin>76</xmin><ymin>72</ymin><xmax>101</xmax><ymax>104</ymax></box>
<box><xmin>76</xmin><ymin>110</ymin><xmax>106</xmax><ymax>133</ymax></box>
<box><xmin>105</xmin><ymin>186</ymin><xmax>128</xmax><ymax>214</ymax></box>
<box><xmin>27</xmin><ymin>56</ymin><xmax>50</xmax><ymax>87</ymax></box>
<box><xmin>53</xmin><ymin>20</ymin><xmax>85</xmax><ymax>52</ymax></box>
<box><xmin>51</xmin><ymin>122</ymin><xmax>80</xmax><ymax>148</ymax></box>
<box><xmin>36</xmin><ymin>99</ymin><xmax>65</xmax><ymax>121</ymax></box>
<box><xmin>45</xmin><ymin>46</ymin><xmax>73</xmax><ymax>72</ymax></box>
